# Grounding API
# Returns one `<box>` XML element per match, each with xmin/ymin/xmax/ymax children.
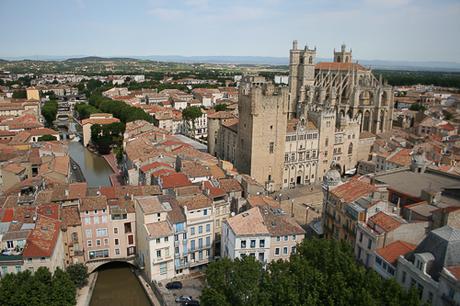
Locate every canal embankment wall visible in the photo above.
<box><xmin>76</xmin><ymin>272</ymin><xmax>98</xmax><ymax>306</ymax></box>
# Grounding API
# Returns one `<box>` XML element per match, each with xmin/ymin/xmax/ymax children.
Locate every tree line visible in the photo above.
<box><xmin>0</xmin><ymin>263</ymin><xmax>88</xmax><ymax>306</ymax></box>
<box><xmin>377</xmin><ymin>70</ymin><xmax>460</xmax><ymax>89</ymax></box>
<box><xmin>201</xmin><ymin>238</ymin><xmax>423</xmax><ymax>306</ymax></box>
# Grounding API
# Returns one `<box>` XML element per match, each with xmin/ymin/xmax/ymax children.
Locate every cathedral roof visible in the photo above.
<box><xmin>315</xmin><ymin>62</ymin><xmax>368</xmax><ymax>71</ymax></box>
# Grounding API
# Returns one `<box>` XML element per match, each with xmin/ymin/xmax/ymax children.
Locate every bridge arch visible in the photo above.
<box><xmin>86</xmin><ymin>256</ymin><xmax>137</xmax><ymax>273</ymax></box>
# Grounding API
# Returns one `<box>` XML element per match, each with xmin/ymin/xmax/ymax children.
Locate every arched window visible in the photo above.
<box><xmin>309</xmin><ymin>56</ymin><xmax>313</xmax><ymax>64</ymax></box>
<box><xmin>337</xmin><ymin>56</ymin><xmax>341</xmax><ymax>62</ymax></box>
<box><xmin>348</xmin><ymin>143</ymin><xmax>353</xmax><ymax>155</ymax></box>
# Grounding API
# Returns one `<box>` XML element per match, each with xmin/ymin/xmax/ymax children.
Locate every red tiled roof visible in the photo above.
<box><xmin>139</xmin><ymin>161</ymin><xmax>172</xmax><ymax>173</ymax></box>
<box><xmin>330</xmin><ymin>178</ymin><xmax>377</xmax><ymax>203</ymax></box>
<box><xmin>82</xmin><ymin>117</ymin><xmax>120</xmax><ymax>125</ymax></box>
<box><xmin>68</xmin><ymin>182</ymin><xmax>87</xmax><ymax>199</ymax></box>
<box><xmin>368</xmin><ymin>212</ymin><xmax>403</xmax><ymax>233</ymax></box>
<box><xmin>439</xmin><ymin>123</ymin><xmax>455</xmax><ymax>131</ymax></box>
<box><xmin>151</xmin><ymin>168</ymin><xmax>175</xmax><ymax>178</ymax></box>
<box><xmin>29</xmin><ymin>127</ymin><xmax>59</xmax><ymax>137</ymax></box>
<box><xmin>446</xmin><ymin>266</ymin><xmax>460</xmax><ymax>280</ymax></box>
<box><xmin>1</xmin><ymin>208</ymin><xmax>14</xmax><ymax>222</ymax></box>
<box><xmin>203</xmin><ymin>181</ymin><xmax>226</xmax><ymax>198</ymax></box>
<box><xmin>160</xmin><ymin>173</ymin><xmax>192</xmax><ymax>189</ymax></box>
<box><xmin>376</xmin><ymin>240</ymin><xmax>416</xmax><ymax>265</ymax></box>
<box><xmin>22</xmin><ymin>215</ymin><xmax>61</xmax><ymax>258</ymax></box>
<box><xmin>387</xmin><ymin>149</ymin><xmax>412</xmax><ymax>166</ymax></box>
<box><xmin>315</xmin><ymin>62</ymin><xmax>368</xmax><ymax>71</ymax></box>
<box><xmin>37</xmin><ymin>204</ymin><xmax>60</xmax><ymax>220</ymax></box>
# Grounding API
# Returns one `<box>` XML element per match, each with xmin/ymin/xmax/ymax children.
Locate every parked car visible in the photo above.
<box><xmin>182</xmin><ymin>300</ymin><xmax>199</xmax><ymax>306</ymax></box>
<box><xmin>175</xmin><ymin>295</ymin><xmax>192</xmax><ymax>303</ymax></box>
<box><xmin>166</xmin><ymin>281</ymin><xmax>183</xmax><ymax>289</ymax></box>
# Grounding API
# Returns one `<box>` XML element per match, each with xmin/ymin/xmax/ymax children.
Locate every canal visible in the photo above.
<box><xmin>90</xmin><ymin>262</ymin><xmax>151</xmax><ymax>306</ymax></box>
<box><xmin>68</xmin><ymin>141</ymin><xmax>113</xmax><ymax>187</ymax></box>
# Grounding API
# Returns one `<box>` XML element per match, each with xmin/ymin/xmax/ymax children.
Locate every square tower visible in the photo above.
<box><xmin>235</xmin><ymin>76</ymin><xmax>289</xmax><ymax>192</ymax></box>
<box><xmin>288</xmin><ymin>40</ymin><xmax>316</xmax><ymax>119</ymax></box>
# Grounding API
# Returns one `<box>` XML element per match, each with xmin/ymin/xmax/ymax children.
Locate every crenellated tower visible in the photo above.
<box><xmin>235</xmin><ymin>76</ymin><xmax>289</xmax><ymax>192</ymax></box>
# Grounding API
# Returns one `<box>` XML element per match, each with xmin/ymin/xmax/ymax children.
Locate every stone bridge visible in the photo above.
<box><xmin>86</xmin><ymin>255</ymin><xmax>137</xmax><ymax>273</ymax></box>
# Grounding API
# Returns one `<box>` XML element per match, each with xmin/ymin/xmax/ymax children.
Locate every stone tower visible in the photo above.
<box><xmin>235</xmin><ymin>76</ymin><xmax>289</xmax><ymax>192</ymax></box>
<box><xmin>288</xmin><ymin>40</ymin><xmax>316</xmax><ymax>119</ymax></box>
<box><xmin>334</xmin><ymin>44</ymin><xmax>352</xmax><ymax>63</ymax></box>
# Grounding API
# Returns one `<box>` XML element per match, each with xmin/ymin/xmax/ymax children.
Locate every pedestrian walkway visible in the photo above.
<box><xmin>76</xmin><ymin>272</ymin><xmax>98</xmax><ymax>306</ymax></box>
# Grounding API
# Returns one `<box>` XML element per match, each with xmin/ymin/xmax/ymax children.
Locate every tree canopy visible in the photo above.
<box><xmin>214</xmin><ymin>104</ymin><xmax>228</xmax><ymax>112</ymax></box>
<box><xmin>409</xmin><ymin>103</ymin><xmax>427</xmax><ymax>112</ymax></box>
<box><xmin>66</xmin><ymin>263</ymin><xmax>89</xmax><ymax>289</ymax></box>
<box><xmin>201</xmin><ymin>238</ymin><xmax>422</xmax><ymax>306</ymax></box>
<box><xmin>75</xmin><ymin>102</ymin><xmax>100</xmax><ymax>120</ymax></box>
<box><xmin>91</xmin><ymin>122</ymin><xmax>126</xmax><ymax>154</ymax></box>
<box><xmin>0</xmin><ymin>267</ymin><xmax>76</xmax><ymax>306</ymax></box>
<box><xmin>37</xmin><ymin>134</ymin><xmax>57</xmax><ymax>141</ymax></box>
<box><xmin>12</xmin><ymin>90</ymin><xmax>27</xmax><ymax>99</ymax></box>
<box><xmin>41</xmin><ymin>100</ymin><xmax>58</xmax><ymax>127</ymax></box>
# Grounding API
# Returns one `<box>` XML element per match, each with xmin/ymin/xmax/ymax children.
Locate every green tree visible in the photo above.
<box><xmin>12</xmin><ymin>90</ymin><xmax>27</xmax><ymax>99</ymax></box>
<box><xmin>66</xmin><ymin>263</ymin><xmax>88</xmax><ymax>289</ymax></box>
<box><xmin>41</xmin><ymin>100</ymin><xmax>58</xmax><ymax>127</ymax></box>
<box><xmin>409</xmin><ymin>103</ymin><xmax>427</xmax><ymax>112</ymax></box>
<box><xmin>201</xmin><ymin>239</ymin><xmax>423</xmax><ymax>306</ymax></box>
<box><xmin>50</xmin><ymin>268</ymin><xmax>76</xmax><ymax>306</ymax></box>
<box><xmin>182</xmin><ymin>106</ymin><xmax>202</xmax><ymax>137</ymax></box>
<box><xmin>38</xmin><ymin>134</ymin><xmax>57</xmax><ymax>141</ymax></box>
<box><xmin>214</xmin><ymin>104</ymin><xmax>228</xmax><ymax>111</ymax></box>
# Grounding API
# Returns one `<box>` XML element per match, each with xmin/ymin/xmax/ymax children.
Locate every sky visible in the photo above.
<box><xmin>1</xmin><ymin>0</ymin><xmax>460</xmax><ymax>62</ymax></box>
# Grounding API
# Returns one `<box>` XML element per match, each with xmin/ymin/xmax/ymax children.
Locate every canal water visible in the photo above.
<box><xmin>68</xmin><ymin>141</ymin><xmax>113</xmax><ymax>187</ymax></box>
<box><xmin>90</xmin><ymin>262</ymin><xmax>151</xmax><ymax>306</ymax></box>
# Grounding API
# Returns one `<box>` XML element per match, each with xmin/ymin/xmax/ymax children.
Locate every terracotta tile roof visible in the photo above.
<box><xmin>227</xmin><ymin>207</ymin><xmax>270</xmax><ymax>236</ymax></box>
<box><xmin>315</xmin><ymin>62</ymin><xmax>368</xmax><ymax>71</ymax></box>
<box><xmin>3</xmin><ymin>163</ymin><xmax>26</xmax><ymax>174</ymax></box>
<box><xmin>207</xmin><ymin>111</ymin><xmax>235</xmax><ymax>119</ymax></box>
<box><xmin>61</xmin><ymin>206</ymin><xmax>81</xmax><ymax>228</ymax></box>
<box><xmin>368</xmin><ymin>212</ymin><xmax>404</xmax><ymax>233</ymax></box>
<box><xmin>247</xmin><ymin>195</ymin><xmax>279</xmax><ymax>208</ymax></box>
<box><xmin>160</xmin><ymin>172</ymin><xmax>192</xmax><ymax>189</ymax></box>
<box><xmin>1</xmin><ymin>208</ymin><xmax>14</xmax><ymax>222</ymax></box>
<box><xmin>29</xmin><ymin>127</ymin><xmax>59</xmax><ymax>137</ymax></box>
<box><xmin>136</xmin><ymin>196</ymin><xmax>167</xmax><ymax>214</ymax></box>
<box><xmin>99</xmin><ymin>186</ymin><xmax>117</xmax><ymax>199</ymax></box>
<box><xmin>22</xmin><ymin>215</ymin><xmax>61</xmax><ymax>258</ymax></box>
<box><xmin>139</xmin><ymin>161</ymin><xmax>173</xmax><ymax>173</ymax></box>
<box><xmin>176</xmin><ymin>193</ymin><xmax>212</xmax><ymax>210</ymax></box>
<box><xmin>37</xmin><ymin>204</ymin><xmax>60</xmax><ymax>220</ymax></box>
<box><xmin>80</xmin><ymin>196</ymin><xmax>108</xmax><ymax>211</ymax></box>
<box><xmin>145</xmin><ymin>220</ymin><xmax>173</xmax><ymax>239</ymax></box>
<box><xmin>218</xmin><ymin>178</ymin><xmax>243</xmax><ymax>193</ymax></box>
<box><xmin>150</xmin><ymin>168</ymin><xmax>175</xmax><ymax>179</ymax></box>
<box><xmin>203</xmin><ymin>181</ymin><xmax>226</xmax><ymax>198</ymax></box>
<box><xmin>222</xmin><ymin>118</ymin><xmax>239</xmax><ymax>132</ymax></box>
<box><xmin>330</xmin><ymin>178</ymin><xmax>377</xmax><ymax>203</ymax></box>
<box><xmin>81</xmin><ymin>117</ymin><xmax>120</xmax><ymax>125</ymax></box>
<box><xmin>260</xmin><ymin>206</ymin><xmax>306</xmax><ymax>236</ymax></box>
<box><xmin>446</xmin><ymin>266</ymin><xmax>460</xmax><ymax>280</ymax></box>
<box><xmin>174</xmin><ymin>185</ymin><xmax>201</xmax><ymax>197</ymax></box>
<box><xmin>181</xmin><ymin>161</ymin><xmax>211</xmax><ymax>178</ymax></box>
<box><xmin>376</xmin><ymin>240</ymin><xmax>416</xmax><ymax>265</ymax></box>
<box><xmin>387</xmin><ymin>148</ymin><xmax>412</xmax><ymax>166</ymax></box>
<box><xmin>209</xmin><ymin>165</ymin><xmax>226</xmax><ymax>179</ymax></box>
<box><xmin>68</xmin><ymin>182</ymin><xmax>87</xmax><ymax>199</ymax></box>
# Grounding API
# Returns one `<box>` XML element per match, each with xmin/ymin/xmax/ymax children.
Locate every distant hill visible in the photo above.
<box><xmin>65</xmin><ymin>56</ymin><xmax>138</xmax><ymax>62</ymax></box>
<box><xmin>1</xmin><ymin>55</ymin><xmax>460</xmax><ymax>72</ymax></box>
